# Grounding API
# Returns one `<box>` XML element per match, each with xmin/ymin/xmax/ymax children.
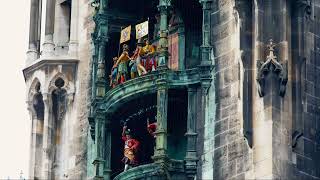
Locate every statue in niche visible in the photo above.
<box><xmin>109</xmin><ymin>57</ymin><xmax>118</xmax><ymax>88</ymax></box>
<box><xmin>122</xmin><ymin>125</ymin><xmax>140</xmax><ymax>171</ymax></box>
<box><xmin>115</xmin><ymin>44</ymin><xmax>130</xmax><ymax>84</ymax></box>
<box><xmin>143</xmin><ymin>39</ymin><xmax>157</xmax><ymax>72</ymax></box>
<box><xmin>169</xmin><ymin>9</ymin><xmax>184</xmax><ymax>31</ymax></box>
<box><xmin>130</xmin><ymin>39</ymin><xmax>147</xmax><ymax>77</ymax></box>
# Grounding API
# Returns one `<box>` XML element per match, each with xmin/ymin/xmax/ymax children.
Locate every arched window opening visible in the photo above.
<box><xmin>172</xmin><ymin>0</ymin><xmax>202</xmax><ymax>68</ymax></box>
<box><xmin>104</xmin><ymin>0</ymin><xmax>203</xmax><ymax>89</ymax></box>
<box><xmin>167</xmin><ymin>89</ymin><xmax>187</xmax><ymax>160</ymax></box>
<box><xmin>33</xmin><ymin>82</ymin><xmax>44</xmax><ymax>120</ymax></box>
<box><xmin>51</xmin><ymin>78</ymin><xmax>68</xmax><ymax>178</ymax></box>
<box><xmin>32</xmin><ymin>82</ymin><xmax>44</xmax><ymax>179</ymax></box>
<box><xmin>110</xmin><ymin>93</ymin><xmax>157</xmax><ymax>179</ymax></box>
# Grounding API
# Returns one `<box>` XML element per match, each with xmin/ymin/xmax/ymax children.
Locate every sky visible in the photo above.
<box><xmin>0</xmin><ymin>0</ymin><xmax>31</xmax><ymax>179</ymax></box>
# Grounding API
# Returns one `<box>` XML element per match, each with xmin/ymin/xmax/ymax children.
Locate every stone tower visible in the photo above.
<box><xmin>23</xmin><ymin>0</ymin><xmax>94</xmax><ymax>179</ymax></box>
<box><xmin>24</xmin><ymin>0</ymin><xmax>320</xmax><ymax>180</ymax></box>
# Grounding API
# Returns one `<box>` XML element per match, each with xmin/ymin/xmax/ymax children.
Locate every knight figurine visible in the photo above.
<box><xmin>122</xmin><ymin>125</ymin><xmax>140</xmax><ymax>171</ymax></box>
<box><xmin>109</xmin><ymin>57</ymin><xmax>118</xmax><ymax>88</ymax></box>
<box><xmin>143</xmin><ymin>39</ymin><xmax>157</xmax><ymax>72</ymax></box>
<box><xmin>130</xmin><ymin>39</ymin><xmax>147</xmax><ymax>77</ymax></box>
<box><xmin>116</xmin><ymin>44</ymin><xmax>130</xmax><ymax>84</ymax></box>
<box><xmin>147</xmin><ymin>118</ymin><xmax>157</xmax><ymax>138</ymax></box>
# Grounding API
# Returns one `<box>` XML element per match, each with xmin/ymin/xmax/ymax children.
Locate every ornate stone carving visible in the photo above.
<box><xmin>256</xmin><ymin>39</ymin><xmax>288</xmax><ymax>97</ymax></box>
<box><xmin>296</xmin><ymin>0</ymin><xmax>312</xmax><ymax>19</ymax></box>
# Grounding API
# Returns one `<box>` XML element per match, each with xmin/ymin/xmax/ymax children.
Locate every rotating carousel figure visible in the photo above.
<box><xmin>142</xmin><ymin>39</ymin><xmax>157</xmax><ymax>72</ymax></box>
<box><xmin>121</xmin><ymin>125</ymin><xmax>140</xmax><ymax>171</ymax></box>
<box><xmin>130</xmin><ymin>39</ymin><xmax>147</xmax><ymax>77</ymax></box>
<box><xmin>115</xmin><ymin>44</ymin><xmax>130</xmax><ymax>84</ymax></box>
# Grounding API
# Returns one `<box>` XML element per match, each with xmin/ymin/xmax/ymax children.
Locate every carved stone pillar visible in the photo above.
<box><xmin>27</xmin><ymin>0</ymin><xmax>41</xmax><ymax>62</ymax></box>
<box><xmin>27</xmin><ymin>101</ymin><xmax>37</xmax><ymax>179</ymax></box>
<box><xmin>42</xmin><ymin>0</ymin><xmax>56</xmax><ymax>56</ymax></box>
<box><xmin>153</xmin><ymin>79</ymin><xmax>168</xmax><ymax>164</ymax></box>
<box><xmin>185</xmin><ymin>85</ymin><xmax>198</xmax><ymax>179</ymax></box>
<box><xmin>157</xmin><ymin>0</ymin><xmax>171</xmax><ymax>68</ymax></box>
<box><xmin>199</xmin><ymin>0</ymin><xmax>212</xmax><ymax>66</ymax></box>
<box><xmin>93</xmin><ymin>111</ymin><xmax>106</xmax><ymax>180</ymax></box>
<box><xmin>41</xmin><ymin>93</ymin><xmax>53</xmax><ymax>179</ymax></box>
<box><xmin>68</xmin><ymin>0</ymin><xmax>79</xmax><ymax>57</ymax></box>
<box><xmin>104</xmin><ymin>115</ymin><xmax>112</xmax><ymax>180</ymax></box>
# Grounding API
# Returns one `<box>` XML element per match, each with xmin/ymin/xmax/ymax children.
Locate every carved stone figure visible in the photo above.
<box><xmin>122</xmin><ymin>126</ymin><xmax>140</xmax><ymax>171</ymax></box>
<box><xmin>116</xmin><ymin>44</ymin><xmax>130</xmax><ymax>84</ymax></box>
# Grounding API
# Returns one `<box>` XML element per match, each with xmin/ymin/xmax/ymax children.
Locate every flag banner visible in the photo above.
<box><xmin>135</xmin><ymin>20</ymin><xmax>149</xmax><ymax>40</ymax></box>
<box><xmin>120</xmin><ymin>25</ymin><xmax>131</xmax><ymax>44</ymax></box>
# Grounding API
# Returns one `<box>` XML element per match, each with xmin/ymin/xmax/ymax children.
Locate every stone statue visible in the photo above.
<box><xmin>122</xmin><ymin>125</ymin><xmax>140</xmax><ymax>171</ymax></box>
<box><xmin>116</xmin><ymin>44</ymin><xmax>130</xmax><ymax>84</ymax></box>
<box><xmin>143</xmin><ymin>39</ymin><xmax>157</xmax><ymax>72</ymax></box>
<box><xmin>109</xmin><ymin>57</ymin><xmax>118</xmax><ymax>88</ymax></box>
<box><xmin>130</xmin><ymin>39</ymin><xmax>147</xmax><ymax>76</ymax></box>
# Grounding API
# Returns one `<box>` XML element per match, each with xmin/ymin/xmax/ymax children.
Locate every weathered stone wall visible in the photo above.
<box><xmin>201</xmin><ymin>0</ymin><xmax>253</xmax><ymax>179</ymax></box>
<box><xmin>291</xmin><ymin>1</ymin><xmax>320</xmax><ymax>179</ymax></box>
<box><xmin>68</xmin><ymin>0</ymin><xmax>95</xmax><ymax>179</ymax></box>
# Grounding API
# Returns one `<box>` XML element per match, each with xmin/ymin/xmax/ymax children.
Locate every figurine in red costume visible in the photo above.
<box><xmin>122</xmin><ymin>125</ymin><xmax>140</xmax><ymax>171</ymax></box>
<box><xmin>147</xmin><ymin>118</ymin><xmax>157</xmax><ymax>138</ymax></box>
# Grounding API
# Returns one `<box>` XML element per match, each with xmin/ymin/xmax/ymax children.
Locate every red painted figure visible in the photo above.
<box><xmin>122</xmin><ymin>126</ymin><xmax>140</xmax><ymax>171</ymax></box>
<box><xmin>147</xmin><ymin>118</ymin><xmax>157</xmax><ymax>138</ymax></box>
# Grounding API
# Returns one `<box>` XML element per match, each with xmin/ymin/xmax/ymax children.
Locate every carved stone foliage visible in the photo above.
<box><xmin>256</xmin><ymin>39</ymin><xmax>288</xmax><ymax>97</ymax></box>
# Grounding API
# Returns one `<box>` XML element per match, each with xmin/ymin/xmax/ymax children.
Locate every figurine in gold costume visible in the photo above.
<box><xmin>143</xmin><ymin>39</ymin><xmax>157</xmax><ymax>72</ymax></box>
<box><xmin>116</xmin><ymin>44</ymin><xmax>130</xmax><ymax>84</ymax></box>
<box><xmin>130</xmin><ymin>39</ymin><xmax>147</xmax><ymax>76</ymax></box>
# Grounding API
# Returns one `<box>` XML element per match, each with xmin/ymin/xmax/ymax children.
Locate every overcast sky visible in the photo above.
<box><xmin>0</xmin><ymin>0</ymin><xmax>31</xmax><ymax>178</ymax></box>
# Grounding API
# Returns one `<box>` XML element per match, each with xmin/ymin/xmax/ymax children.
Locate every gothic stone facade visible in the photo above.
<box><xmin>24</xmin><ymin>0</ymin><xmax>320</xmax><ymax>180</ymax></box>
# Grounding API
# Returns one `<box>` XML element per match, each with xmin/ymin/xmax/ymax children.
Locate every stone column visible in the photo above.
<box><xmin>27</xmin><ymin>101</ymin><xmax>37</xmax><ymax>179</ymax></box>
<box><xmin>185</xmin><ymin>86</ymin><xmax>198</xmax><ymax>179</ymax></box>
<box><xmin>157</xmin><ymin>0</ymin><xmax>171</xmax><ymax>68</ymax></box>
<box><xmin>42</xmin><ymin>0</ymin><xmax>56</xmax><ymax>56</ymax></box>
<box><xmin>154</xmin><ymin>84</ymin><xmax>168</xmax><ymax>164</ymax></box>
<box><xmin>68</xmin><ymin>0</ymin><xmax>79</xmax><ymax>57</ymax></box>
<box><xmin>177</xmin><ymin>26</ymin><xmax>185</xmax><ymax>70</ymax></box>
<box><xmin>199</xmin><ymin>0</ymin><xmax>212</xmax><ymax>66</ymax></box>
<box><xmin>93</xmin><ymin>111</ymin><xmax>106</xmax><ymax>180</ymax></box>
<box><xmin>96</xmin><ymin>40</ymin><xmax>107</xmax><ymax>97</ymax></box>
<box><xmin>41</xmin><ymin>93</ymin><xmax>53</xmax><ymax>179</ymax></box>
<box><xmin>104</xmin><ymin>115</ymin><xmax>112</xmax><ymax>180</ymax></box>
<box><xmin>27</xmin><ymin>0</ymin><xmax>41</xmax><ymax>62</ymax></box>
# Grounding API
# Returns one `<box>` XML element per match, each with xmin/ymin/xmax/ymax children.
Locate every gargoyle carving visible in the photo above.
<box><xmin>257</xmin><ymin>39</ymin><xmax>288</xmax><ymax>97</ymax></box>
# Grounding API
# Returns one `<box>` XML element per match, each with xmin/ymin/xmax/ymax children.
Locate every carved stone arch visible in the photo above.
<box><xmin>28</xmin><ymin>77</ymin><xmax>42</xmax><ymax>102</ymax></box>
<box><xmin>47</xmin><ymin>73</ymin><xmax>75</xmax><ymax>109</ymax></box>
<box><xmin>27</xmin><ymin>77</ymin><xmax>43</xmax><ymax>119</ymax></box>
<box><xmin>47</xmin><ymin>73</ymin><xmax>75</xmax><ymax>95</ymax></box>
